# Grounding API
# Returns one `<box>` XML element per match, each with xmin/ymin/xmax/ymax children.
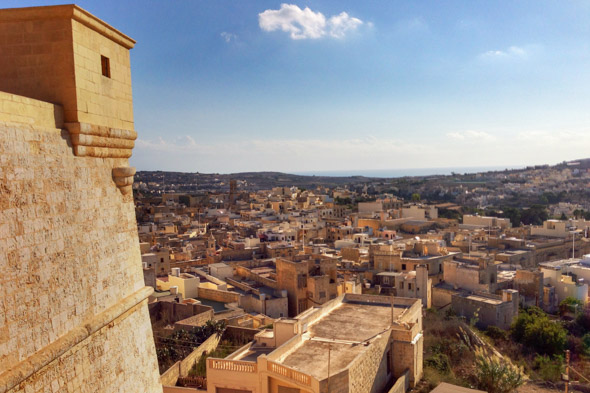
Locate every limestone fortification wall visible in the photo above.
<box><xmin>0</xmin><ymin>92</ymin><xmax>162</xmax><ymax>391</ymax></box>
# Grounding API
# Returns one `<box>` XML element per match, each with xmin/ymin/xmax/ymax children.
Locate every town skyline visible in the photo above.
<box><xmin>6</xmin><ymin>0</ymin><xmax>590</xmax><ymax>173</ymax></box>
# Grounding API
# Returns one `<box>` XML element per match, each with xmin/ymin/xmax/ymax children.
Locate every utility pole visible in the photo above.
<box><xmin>302</xmin><ymin>227</ymin><xmax>305</xmax><ymax>253</ymax></box>
<box><xmin>326</xmin><ymin>341</ymin><xmax>332</xmax><ymax>393</ymax></box>
<box><xmin>391</xmin><ymin>295</ymin><xmax>395</xmax><ymax>325</ymax></box>
<box><xmin>565</xmin><ymin>349</ymin><xmax>570</xmax><ymax>393</ymax></box>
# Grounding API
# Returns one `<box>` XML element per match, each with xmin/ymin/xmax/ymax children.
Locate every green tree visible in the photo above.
<box><xmin>559</xmin><ymin>297</ymin><xmax>583</xmax><ymax>316</ymax></box>
<box><xmin>511</xmin><ymin>307</ymin><xmax>567</xmax><ymax>355</ymax></box>
<box><xmin>502</xmin><ymin>207</ymin><xmax>522</xmax><ymax>228</ymax></box>
<box><xmin>411</xmin><ymin>193</ymin><xmax>421</xmax><ymax>202</ymax></box>
<box><xmin>520</xmin><ymin>205</ymin><xmax>549</xmax><ymax>226</ymax></box>
<box><xmin>438</xmin><ymin>208</ymin><xmax>462</xmax><ymax>221</ymax></box>
<box><xmin>334</xmin><ymin>196</ymin><xmax>351</xmax><ymax>205</ymax></box>
<box><xmin>524</xmin><ymin>318</ymin><xmax>567</xmax><ymax>355</ymax></box>
<box><xmin>178</xmin><ymin>195</ymin><xmax>190</xmax><ymax>206</ymax></box>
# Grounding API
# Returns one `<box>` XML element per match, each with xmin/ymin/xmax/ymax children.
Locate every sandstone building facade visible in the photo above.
<box><xmin>0</xmin><ymin>5</ymin><xmax>162</xmax><ymax>393</ymax></box>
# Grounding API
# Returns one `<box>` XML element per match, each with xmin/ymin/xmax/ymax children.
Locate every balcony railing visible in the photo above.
<box><xmin>267</xmin><ymin>361</ymin><xmax>311</xmax><ymax>386</ymax></box>
<box><xmin>208</xmin><ymin>359</ymin><xmax>257</xmax><ymax>373</ymax></box>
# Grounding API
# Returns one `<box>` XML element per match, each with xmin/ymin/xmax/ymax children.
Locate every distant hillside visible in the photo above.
<box><xmin>134</xmin><ymin>170</ymin><xmax>388</xmax><ymax>192</ymax></box>
<box><xmin>135</xmin><ymin>158</ymin><xmax>590</xmax><ymax>194</ymax></box>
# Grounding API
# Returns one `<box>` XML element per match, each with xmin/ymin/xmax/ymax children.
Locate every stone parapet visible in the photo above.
<box><xmin>0</xmin><ymin>4</ymin><xmax>135</xmax><ymax>49</ymax></box>
<box><xmin>0</xmin><ymin>91</ymin><xmax>63</xmax><ymax>128</ymax></box>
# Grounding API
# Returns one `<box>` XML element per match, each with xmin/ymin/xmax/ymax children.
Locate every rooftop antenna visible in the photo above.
<box><xmin>389</xmin><ymin>244</ymin><xmax>393</xmax><ymax>272</ymax></box>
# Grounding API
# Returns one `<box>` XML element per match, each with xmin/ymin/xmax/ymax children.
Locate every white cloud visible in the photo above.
<box><xmin>220</xmin><ymin>32</ymin><xmax>237</xmax><ymax>43</ymax></box>
<box><xmin>479</xmin><ymin>45</ymin><xmax>530</xmax><ymax>60</ymax></box>
<box><xmin>258</xmin><ymin>4</ymin><xmax>362</xmax><ymax>40</ymax></box>
<box><xmin>447</xmin><ymin>130</ymin><xmax>496</xmax><ymax>142</ymax></box>
<box><xmin>327</xmin><ymin>12</ymin><xmax>363</xmax><ymax>38</ymax></box>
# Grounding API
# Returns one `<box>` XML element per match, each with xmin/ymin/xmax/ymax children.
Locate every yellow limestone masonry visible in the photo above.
<box><xmin>0</xmin><ymin>4</ymin><xmax>162</xmax><ymax>393</ymax></box>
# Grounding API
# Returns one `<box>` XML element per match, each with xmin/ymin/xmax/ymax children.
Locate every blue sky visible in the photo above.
<box><xmin>6</xmin><ymin>1</ymin><xmax>590</xmax><ymax>173</ymax></box>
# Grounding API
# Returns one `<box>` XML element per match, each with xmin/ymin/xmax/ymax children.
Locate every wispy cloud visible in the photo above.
<box><xmin>515</xmin><ymin>130</ymin><xmax>590</xmax><ymax>146</ymax></box>
<box><xmin>396</xmin><ymin>17</ymin><xmax>429</xmax><ymax>33</ymax></box>
<box><xmin>135</xmin><ymin>135</ymin><xmax>426</xmax><ymax>172</ymax></box>
<box><xmin>478</xmin><ymin>45</ymin><xmax>535</xmax><ymax>61</ymax></box>
<box><xmin>133</xmin><ymin>126</ymin><xmax>590</xmax><ymax>173</ymax></box>
<box><xmin>220</xmin><ymin>32</ymin><xmax>237</xmax><ymax>43</ymax></box>
<box><xmin>447</xmin><ymin>130</ymin><xmax>496</xmax><ymax>142</ymax></box>
<box><xmin>456</xmin><ymin>19</ymin><xmax>478</xmax><ymax>30</ymax></box>
<box><xmin>136</xmin><ymin>135</ymin><xmax>417</xmax><ymax>155</ymax></box>
<box><xmin>258</xmin><ymin>4</ymin><xmax>363</xmax><ymax>40</ymax></box>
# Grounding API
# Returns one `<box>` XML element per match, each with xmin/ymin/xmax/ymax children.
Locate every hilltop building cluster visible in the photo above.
<box><xmin>137</xmin><ymin>181</ymin><xmax>590</xmax><ymax>330</ymax></box>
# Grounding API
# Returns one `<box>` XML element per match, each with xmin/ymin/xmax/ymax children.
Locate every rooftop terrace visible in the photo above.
<box><xmin>279</xmin><ymin>300</ymin><xmax>406</xmax><ymax>380</ymax></box>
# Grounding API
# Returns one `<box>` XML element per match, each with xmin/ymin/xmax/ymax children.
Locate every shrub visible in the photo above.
<box><xmin>422</xmin><ymin>366</ymin><xmax>444</xmax><ymax>390</ymax></box>
<box><xmin>575</xmin><ymin>307</ymin><xmax>590</xmax><ymax>331</ymax></box>
<box><xmin>444</xmin><ymin>307</ymin><xmax>457</xmax><ymax>320</ymax></box>
<box><xmin>486</xmin><ymin>326</ymin><xmax>508</xmax><ymax>341</ymax></box>
<box><xmin>425</xmin><ymin>353</ymin><xmax>452</xmax><ymax>373</ymax></box>
<box><xmin>582</xmin><ymin>333</ymin><xmax>590</xmax><ymax>355</ymax></box>
<box><xmin>155</xmin><ymin>320</ymin><xmax>227</xmax><ymax>373</ymax></box>
<box><xmin>568</xmin><ymin>335</ymin><xmax>587</xmax><ymax>357</ymax></box>
<box><xmin>533</xmin><ymin>355</ymin><xmax>563</xmax><ymax>382</ymax></box>
<box><xmin>473</xmin><ymin>348</ymin><xmax>527</xmax><ymax>393</ymax></box>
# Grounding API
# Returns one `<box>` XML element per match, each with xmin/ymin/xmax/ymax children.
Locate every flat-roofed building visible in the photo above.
<box><xmin>463</xmin><ymin>214</ymin><xmax>512</xmax><ymax>229</ymax></box>
<box><xmin>539</xmin><ymin>257</ymin><xmax>590</xmax><ymax>305</ymax></box>
<box><xmin>206</xmin><ymin>294</ymin><xmax>424</xmax><ymax>393</ymax></box>
<box><xmin>531</xmin><ymin>219</ymin><xmax>569</xmax><ymax>238</ymax></box>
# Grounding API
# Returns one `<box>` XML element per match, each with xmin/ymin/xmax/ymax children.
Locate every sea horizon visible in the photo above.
<box><xmin>292</xmin><ymin>165</ymin><xmax>525</xmax><ymax>178</ymax></box>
